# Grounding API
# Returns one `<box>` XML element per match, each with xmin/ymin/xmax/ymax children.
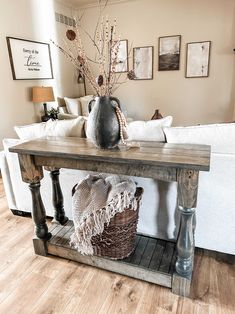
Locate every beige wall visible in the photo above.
<box><xmin>78</xmin><ymin>0</ymin><xmax>235</xmax><ymax>125</ymax></box>
<box><xmin>0</xmin><ymin>0</ymin><xmax>78</xmax><ymax>149</ymax></box>
<box><xmin>0</xmin><ymin>0</ymin><xmax>234</xmax><ymax>151</ymax></box>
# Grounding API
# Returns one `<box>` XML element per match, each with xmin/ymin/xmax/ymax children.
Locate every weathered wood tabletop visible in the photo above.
<box><xmin>10</xmin><ymin>137</ymin><xmax>210</xmax><ymax>170</ymax></box>
<box><xmin>10</xmin><ymin>137</ymin><xmax>211</xmax><ymax>297</ymax></box>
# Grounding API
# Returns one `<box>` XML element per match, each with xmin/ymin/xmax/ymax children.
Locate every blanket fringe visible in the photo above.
<box><xmin>70</xmin><ymin>191</ymin><xmax>138</xmax><ymax>255</ymax></box>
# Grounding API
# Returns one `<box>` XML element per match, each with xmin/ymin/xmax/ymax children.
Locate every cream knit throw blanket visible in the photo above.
<box><xmin>70</xmin><ymin>174</ymin><xmax>137</xmax><ymax>255</ymax></box>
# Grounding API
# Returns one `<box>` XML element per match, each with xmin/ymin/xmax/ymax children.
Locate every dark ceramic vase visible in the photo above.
<box><xmin>86</xmin><ymin>96</ymin><xmax>121</xmax><ymax>149</ymax></box>
<box><xmin>151</xmin><ymin>109</ymin><xmax>163</xmax><ymax>120</ymax></box>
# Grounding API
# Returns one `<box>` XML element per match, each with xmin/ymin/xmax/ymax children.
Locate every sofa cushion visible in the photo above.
<box><xmin>14</xmin><ymin>117</ymin><xmax>86</xmax><ymax>140</ymax></box>
<box><xmin>80</xmin><ymin>95</ymin><xmax>94</xmax><ymax>116</ymax></box>
<box><xmin>127</xmin><ymin>116</ymin><xmax>173</xmax><ymax>141</ymax></box>
<box><xmin>164</xmin><ymin>123</ymin><xmax>235</xmax><ymax>154</ymax></box>
<box><xmin>58</xmin><ymin>113</ymin><xmax>78</xmax><ymax>120</ymax></box>
<box><xmin>64</xmin><ymin>97</ymin><xmax>82</xmax><ymax>116</ymax></box>
<box><xmin>58</xmin><ymin>106</ymin><xmax>68</xmax><ymax>114</ymax></box>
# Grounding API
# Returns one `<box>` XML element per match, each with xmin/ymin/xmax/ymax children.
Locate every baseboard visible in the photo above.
<box><xmin>11</xmin><ymin>209</ymin><xmax>31</xmax><ymax>217</ymax></box>
<box><xmin>10</xmin><ymin>209</ymin><xmax>53</xmax><ymax>220</ymax></box>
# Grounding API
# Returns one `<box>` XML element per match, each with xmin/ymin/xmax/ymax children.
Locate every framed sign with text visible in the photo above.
<box><xmin>6</xmin><ymin>37</ymin><xmax>53</xmax><ymax>80</ymax></box>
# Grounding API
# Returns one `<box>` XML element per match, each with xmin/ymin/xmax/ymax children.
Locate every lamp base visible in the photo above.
<box><xmin>41</xmin><ymin>102</ymin><xmax>50</xmax><ymax>122</ymax></box>
<box><xmin>41</xmin><ymin>115</ymin><xmax>50</xmax><ymax>122</ymax></box>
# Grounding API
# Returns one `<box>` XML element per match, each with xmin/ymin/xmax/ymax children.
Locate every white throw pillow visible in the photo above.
<box><xmin>64</xmin><ymin>97</ymin><xmax>82</xmax><ymax>116</ymax></box>
<box><xmin>127</xmin><ymin>116</ymin><xmax>173</xmax><ymax>142</ymax></box>
<box><xmin>164</xmin><ymin>123</ymin><xmax>235</xmax><ymax>154</ymax></box>
<box><xmin>58</xmin><ymin>106</ymin><xmax>67</xmax><ymax>114</ymax></box>
<box><xmin>80</xmin><ymin>95</ymin><xmax>94</xmax><ymax>116</ymax></box>
<box><xmin>14</xmin><ymin>117</ymin><xmax>86</xmax><ymax>140</ymax></box>
<box><xmin>14</xmin><ymin>122</ymin><xmax>46</xmax><ymax>140</ymax></box>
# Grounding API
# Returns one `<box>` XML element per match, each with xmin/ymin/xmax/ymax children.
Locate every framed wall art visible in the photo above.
<box><xmin>185</xmin><ymin>41</ymin><xmax>211</xmax><ymax>78</ymax></box>
<box><xmin>6</xmin><ymin>37</ymin><xmax>53</xmax><ymax>80</ymax></box>
<box><xmin>133</xmin><ymin>46</ymin><xmax>153</xmax><ymax>80</ymax></box>
<box><xmin>113</xmin><ymin>39</ymin><xmax>128</xmax><ymax>73</ymax></box>
<box><xmin>158</xmin><ymin>35</ymin><xmax>181</xmax><ymax>71</ymax></box>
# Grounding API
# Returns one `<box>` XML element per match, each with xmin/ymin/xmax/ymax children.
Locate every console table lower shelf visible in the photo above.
<box><xmin>42</xmin><ymin>220</ymin><xmax>190</xmax><ymax>293</ymax></box>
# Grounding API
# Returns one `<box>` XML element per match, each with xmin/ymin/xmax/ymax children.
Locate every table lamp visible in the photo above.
<box><xmin>32</xmin><ymin>86</ymin><xmax>55</xmax><ymax>122</ymax></box>
<box><xmin>77</xmin><ymin>71</ymin><xmax>87</xmax><ymax>96</ymax></box>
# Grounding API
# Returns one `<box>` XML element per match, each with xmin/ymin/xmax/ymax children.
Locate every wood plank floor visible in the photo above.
<box><xmin>0</xmin><ymin>179</ymin><xmax>234</xmax><ymax>313</ymax></box>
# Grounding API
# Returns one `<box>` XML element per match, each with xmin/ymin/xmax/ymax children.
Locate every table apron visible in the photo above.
<box><xmin>35</xmin><ymin>155</ymin><xmax>177</xmax><ymax>182</ymax></box>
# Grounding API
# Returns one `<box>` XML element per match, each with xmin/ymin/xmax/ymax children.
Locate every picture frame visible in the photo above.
<box><xmin>113</xmin><ymin>39</ymin><xmax>128</xmax><ymax>73</ymax></box>
<box><xmin>6</xmin><ymin>37</ymin><xmax>53</xmax><ymax>80</ymax></box>
<box><xmin>158</xmin><ymin>35</ymin><xmax>181</xmax><ymax>71</ymax></box>
<box><xmin>185</xmin><ymin>41</ymin><xmax>211</xmax><ymax>78</ymax></box>
<box><xmin>133</xmin><ymin>46</ymin><xmax>153</xmax><ymax>80</ymax></box>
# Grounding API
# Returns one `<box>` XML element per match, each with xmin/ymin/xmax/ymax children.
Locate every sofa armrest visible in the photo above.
<box><xmin>126</xmin><ymin>117</ymin><xmax>133</xmax><ymax>123</ymax></box>
<box><xmin>0</xmin><ymin>150</ymin><xmax>17</xmax><ymax>210</ymax></box>
<box><xmin>58</xmin><ymin>113</ymin><xmax>78</xmax><ymax>120</ymax></box>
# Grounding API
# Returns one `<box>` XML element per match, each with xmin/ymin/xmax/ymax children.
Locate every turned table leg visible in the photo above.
<box><xmin>18</xmin><ymin>154</ymin><xmax>51</xmax><ymax>256</ymax></box>
<box><xmin>49</xmin><ymin>169</ymin><xmax>68</xmax><ymax>225</ymax></box>
<box><xmin>172</xmin><ymin>169</ymin><xmax>199</xmax><ymax>297</ymax></box>
<box><xmin>29</xmin><ymin>182</ymin><xmax>51</xmax><ymax>240</ymax></box>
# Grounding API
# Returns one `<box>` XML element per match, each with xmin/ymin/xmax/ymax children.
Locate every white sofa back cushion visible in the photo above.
<box><xmin>14</xmin><ymin>117</ymin><xmax>86</xmax><ymax>140</ymax></box>
<box><xmin>80</xmin><ymin>95</ymin><xmax>94</xmax><ymax>116</ymax></box>
<box><xmin>127</xmin><ymin>116</ymin><xmax>173</xmax><ymax>141</ymax></box>
<box><xmin>64</xmin><ymin>97</ymin><xmax>82</xmax><ymax>116</ymax></box>
<box><xmin>164</xmin><ymin>123</ymin><xmax>235</xmax><ymax>154</ymax></box>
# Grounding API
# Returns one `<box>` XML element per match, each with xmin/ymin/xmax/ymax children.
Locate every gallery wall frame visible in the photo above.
<box><xmin>158</xmin><ymin>35</ymin><xmax>181</xmax><ymax>71</ymax></box>
<box><xmin>133</xmin><ymin>46</ymin><xmax>153</xmax><ymax>80</ymax></box>
<box><xmin>185</xmin><ymin>41</ymin><xmax>211</xmax><ymax>78</ymax></box>
<box><xmin>6</xmin><ymin>37</ymin><xmax>53</xmax><ymax>80</ymax></box>
<box><xmin>113</xmin><ymin>39</ymin><xmax>129</xmax><ymax>73</ymax></box>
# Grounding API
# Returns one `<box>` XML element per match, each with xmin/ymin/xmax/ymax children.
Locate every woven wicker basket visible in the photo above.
<box><xmin>91</xmin><ymin>187</ymin><xmax>143</xmax><ymax>260</ymax></box>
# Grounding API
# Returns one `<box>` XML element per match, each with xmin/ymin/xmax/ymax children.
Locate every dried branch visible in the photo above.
<box><xmin>51</xmin><ymin>1</ymin><xmax>134</xmax><ymax>97</ymax></box>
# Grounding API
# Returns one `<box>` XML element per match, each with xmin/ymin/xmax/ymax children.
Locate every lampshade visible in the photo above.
<box><xmin>32</xmin><ymin>86</ymin><xmax>55</xmax><ymax>103</ymax></box>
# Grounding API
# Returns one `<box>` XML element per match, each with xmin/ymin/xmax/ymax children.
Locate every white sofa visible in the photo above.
<box><xmin>1</xmin><ymin>118</ymin><xmax>235</xmax><ymax>255</ymax></box>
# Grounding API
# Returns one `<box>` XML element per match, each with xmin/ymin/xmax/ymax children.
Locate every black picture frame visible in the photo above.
<box><xmin>113</xmin><ymin>39</ymin><xmax>129</xmax><ymax>73</ymax></box>
<box><xmin>6</xmin><ymin>36</ymin><xmax>53</xmax><ymax>80</ymax></box>
<box><xmin>158</xmin><ymin>35</ymin><xmax>181</xmax><ymax>71</ymax></box>
<box><xmin>185</xmin><ymin>41</ymin><xmax>211</xmax><ymax>78</ymax></box>
<box><xmin>133</xmin><ymin>46</ymin><xmax>153</xmax><ymax>80</ymax></box>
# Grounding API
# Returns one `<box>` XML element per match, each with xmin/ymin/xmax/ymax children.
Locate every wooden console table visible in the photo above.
<box><xmin>10</xmin><ymin>137</ymin><xmax>210</xmax><ymax>297</ymax></box>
